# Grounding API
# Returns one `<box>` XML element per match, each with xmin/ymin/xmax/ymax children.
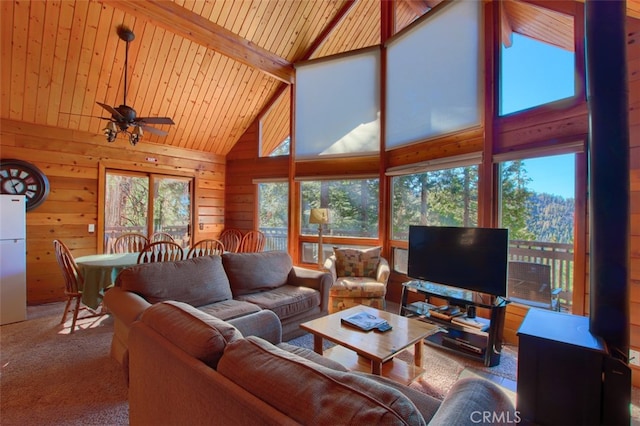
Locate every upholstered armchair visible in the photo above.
<box><xmin>323</xmin><ymin>247</ymin><xmax>391</xmax><ymax>314</ymax></box>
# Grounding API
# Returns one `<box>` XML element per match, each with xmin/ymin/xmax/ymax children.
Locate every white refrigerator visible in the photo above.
<box><xmin>0</xmin><ymin>195</ymin><xmax>27</xmax><ymax>324</ymax></box>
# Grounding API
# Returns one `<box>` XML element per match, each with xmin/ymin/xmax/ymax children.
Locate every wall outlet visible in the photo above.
<box><xmin>88</xmin><ymin>224</ymin><xmax>95</xmax><ymax>233</ymax></box>
<box><xmin>630</xmin><ymin>349</ymin><xmax>640</xmax><ymax>367</ymax></box>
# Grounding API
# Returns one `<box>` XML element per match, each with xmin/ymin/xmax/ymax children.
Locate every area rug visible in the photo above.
<box><xmin>287</xmin><ymin>332</ymin><xmax>518</xmax><ymax>400</ymax></box>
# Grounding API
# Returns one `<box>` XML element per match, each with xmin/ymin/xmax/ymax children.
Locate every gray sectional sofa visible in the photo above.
<box><xmin>128</xmin><ymin>300</ymin><xmax>517</xmax><ymax>425</ymax></box>
<box><xmin>104</xmin><ymin>251</ymin><xmax>332</xmax><ymax>366</ymax></box>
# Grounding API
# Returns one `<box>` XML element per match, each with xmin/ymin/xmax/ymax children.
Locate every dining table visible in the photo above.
<box><xmin>75</xmin><ymin>252</ymin><xmax>140</xmax><ymax>309</ymax></box>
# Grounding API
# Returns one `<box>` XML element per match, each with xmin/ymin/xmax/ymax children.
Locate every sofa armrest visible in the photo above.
<box><xmin>322</xmin><ymin>255</ymin><xmax>338</xmax><ymax>282</ymax></box>
<box><xmin>104</xmin><ymin>286</ymin><xmax>152</xmax><ymax>327</ymax></box>
<box><xmin>428</xmin><ymin>378</ymin><xmax>516</xmax><ymax>426</ymax></box>
<box><xmin>377</xmin><ymin>257</ymin><xmax>390</xmax><ymax>285</ymax></box>
<box><xmin>288</xmin><ymin>266</ymin><xmax>332</xmax><ymax>311</ymax></box>
<box><xmin>228</xmin><ymin>310</ymin><xmax>282</xmax><ymax>345</ymax></box>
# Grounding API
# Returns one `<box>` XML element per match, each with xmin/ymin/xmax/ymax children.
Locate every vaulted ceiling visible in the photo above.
<box><xmin>1</xmin><ymin>1</ymin><xmax>638</xmax><ymax>156</ymax></box>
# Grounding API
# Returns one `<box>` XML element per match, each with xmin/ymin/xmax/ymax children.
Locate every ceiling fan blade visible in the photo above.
<box><xmin>138</xmin><ymin>124</ymin><xmax>169</xmax><ymax>136</ymax></box>
<box><xmin>137</xmin><ymin>116</ymin><xmax>175</xmax><ymax>125</ymax></box>
<box><xmin>59</xmin><ymin>112</ymin><xmax>111</xmax><ymax>120</ymax></box>
<box><xmin>96</xmin><ymin>102</ymin><xmax>125</xmax><ymax>120</ymax></box>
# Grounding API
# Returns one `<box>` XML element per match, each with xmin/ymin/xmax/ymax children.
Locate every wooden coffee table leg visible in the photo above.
<box><xmin>313</xmin><ymin>334</ymin><xmax>323</xmax><ymax>354</ymax></box>
<box><xmin>414</xmin><ymin>340</ymin><xmax>423</xmax><ymax>367</ymax></box>
<box><xmin>371</xmin><ymin>361</ymin><xmax>383</xmax><ymax>375</ymax></box>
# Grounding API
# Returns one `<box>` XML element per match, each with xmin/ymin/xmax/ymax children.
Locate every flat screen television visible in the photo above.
<box><xmin>407</xmin><ymin>225</ymin><xmax>509</xmax><ymax>297</ymax></box>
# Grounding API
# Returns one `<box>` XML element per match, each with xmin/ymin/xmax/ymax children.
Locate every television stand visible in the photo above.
<box><xmin>399</xmin><ymin>280</ymin><xmax>506</xmax><ymax>367</ymax></box>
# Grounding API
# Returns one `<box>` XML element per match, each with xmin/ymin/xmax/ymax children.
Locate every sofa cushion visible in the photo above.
<box><xmin>218</xmin><ymin>336</ymin><xmax>426</xmax><ymax>426</ymax></box>
<box><xmin>140</xmin><ymin>301</ymin><xmax>242</xmax><ymax>369</ymax></box>
<box><xmin>198</xmin><ymin>299</ymin><xmax>262</xmax><ymax>320</ymax></box>
<box><xmin>234</xmin><ymin>285</ymin><xmax>320</xmax><ymax>320</ymax></box>
<box><xmin>329</xmin><ymin>277</ymin><xmax>386</xmax><ymax>297</ymax></box>
<box><xmin>223</xmin><ymin>251</ymin><xmax>292</xmax><ymax>296</ymax></box>
<box><xmin>276</xmin><ymin>342</ymin><xmax>349</xmax><ymax>371</ymax></box>
<box><xmin>333</xmin><ymin>246</ymin><xmax>381</xmax><ymax>278</ymax></box>
<box><xmin>116</xmin><ymin>255</ymin><xmax>233</xmax><ymax>306</ymax></box>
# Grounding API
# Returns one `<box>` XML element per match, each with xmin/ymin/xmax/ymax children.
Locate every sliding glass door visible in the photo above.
<box><xmin>104</xmin><ymin>170</ymin><xmax>193</xmax><ymax>252</ymax></box>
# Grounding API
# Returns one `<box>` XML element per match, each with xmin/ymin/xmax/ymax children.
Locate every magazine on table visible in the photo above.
<box><xmin>341</xmin><ymin>311</ymin><xmax>388</xmax><ymax>331</ymax></box>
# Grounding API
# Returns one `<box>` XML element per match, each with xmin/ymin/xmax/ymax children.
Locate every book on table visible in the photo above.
<box><xmin>428</xmin><ymin>305</ymin><xmax>462</xmax><ymax>321</ymax></box>
<box><xmin>341</xmin><ymin>311</ymin><xmax>388</xmax><ymax>331</ymax></box>
<box><xmin>451</xmin><ymin>315</ymin><xmax>490</xmax><ymax>331</ymax></box>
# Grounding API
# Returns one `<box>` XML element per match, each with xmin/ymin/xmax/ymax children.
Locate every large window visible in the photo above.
<box><xmin>390</xmin><ymin>164</ymin><xmax>479</xmax><ymax>273</ymax></box>
<box><xmin>386</xmin><ymin>0</ymin><xmax>481</xmax><ymax>148</ymax></box>
<box><xmin>499</xmin><ymin>1</ymin><xmax>575</xmax><ymax>115</ymax></box>
<box><xmin>258</xmin><ymin>182</ymin><xmax>289</xmax><ymax>251</ymax></box>
<box><xmin>295</xmin><ymin>48</ymin><xmax>380</xmax><ymax>159</ymax></box>
<box><xmin>498</xmin><ymin>153</ymin><xmax>576</xmax><ymax>312</ymax></box>
<box><xmin>104</xmin><ymin>171</ymin><xmax>192</xmax><ymax>251</ymax></box>
<box><xmin>300</xmin><ymin>178</ymin><xmax>379</xmax><ymax>263</ymax></box>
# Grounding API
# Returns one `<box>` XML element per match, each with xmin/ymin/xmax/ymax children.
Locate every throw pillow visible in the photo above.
<box><xmin>333</xmin><ymin>246</ymin><xmax>381</xmax><ymax>278</ymax></box>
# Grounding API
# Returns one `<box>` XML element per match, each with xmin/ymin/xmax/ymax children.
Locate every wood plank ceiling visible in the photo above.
<box><xmin>1</xmin><ymin>0</ymin><xmax>638</xmax><ymax>156</ymax></box>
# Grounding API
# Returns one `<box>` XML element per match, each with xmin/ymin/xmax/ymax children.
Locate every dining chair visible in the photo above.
<box><xmin>53</xmin><ymin>239</ymin><xmax>102</xmax><ymax>333</ymax></box>
<box><xmin>150</xmin><ymin>232</ymin><xmax>176</xmax><ymax>243</ymax></box>
<box><xmin>219</xmin><ymin>228</ymin><xmax>243</xmax><ymax>253</ymax></box>
<box><xmin>113</xmin><ymin>233</ymin><xmax>149</xmax><ymax>253</ymax></box>
<box><xmin>186</xmin><ymin>239</ymin><xmax>225</xmax><ymax>258</ymax></box>
<box><xmin>238</xmin><ymin>230</ymin><xmax>266</xmax><ymax>253</ymax></box>
<box><xmin>137</xmin><ymin>241</ymin><xmax>184</xmax><ymax>263</ymax></box>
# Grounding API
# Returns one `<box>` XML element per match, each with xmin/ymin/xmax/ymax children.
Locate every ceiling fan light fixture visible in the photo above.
<box><xmin>129</xmin><ymin>125</ymin><xmax>143</xmax><ymax>146</ymax></box>
<box><xmin>103</xmin><ymin>122</ymin><xmax>118</xmax><ymax>143</ymax></box>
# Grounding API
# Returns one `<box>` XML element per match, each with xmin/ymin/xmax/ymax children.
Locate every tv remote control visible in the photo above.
<box><xmin>376</xmin><ymin>322</ymin><xmax>392</xmax><ymax>332</ymax></box>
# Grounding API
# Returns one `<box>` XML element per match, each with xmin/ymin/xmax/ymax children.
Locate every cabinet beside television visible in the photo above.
<box><xmin>399</xmin><ymin>280</ymin><xmax>506</xmax><ymax>367</ymax></box>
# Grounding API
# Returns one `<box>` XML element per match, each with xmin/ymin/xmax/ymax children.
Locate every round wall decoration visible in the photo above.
<box><xmin>0</xmin><ymin>159</ymin><xmax>50</xmax><ymax>211</ymax></box>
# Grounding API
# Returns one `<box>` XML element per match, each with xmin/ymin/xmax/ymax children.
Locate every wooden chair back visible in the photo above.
<box><xmin>187</xmin><ymin>239</ymin><xmax>225</xmax><ymax>258</ymax></box>
<box><xmin>150</xmin><ymin>232</ymin><xmax>175</xmax><ymax>243</ymax></box>
<box><xmin>113</xmin><ymin>233</ymin><xmax>149</xmax><ymax>253</ymax></box>
<box><xmin>53</xmin><ymin>239</ymin><xmax>102</xmax><ymax>333</ymax></box>
<box><xmin>53</xmin><ymin>239</ymin><xmax>83</xmax><ymax>295</ymax></box>
<box><xmin>219</xmin><ymin>229</ymin><xmax>242</xmax><ymax>253</ymax></box>
<box><xmin>137</xmin><ymin>241</ymin><xmax>184</xmax><ymax>263</ymax></box>
<box><xmin>239</xmin><ymin>230</ymin><xmax>266</xmax><ymax>253</ymax></box>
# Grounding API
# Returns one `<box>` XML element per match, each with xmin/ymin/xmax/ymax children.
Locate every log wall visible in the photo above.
<box><xmin>0</xmin><ymin>118</ymin><xmax>225</xmax><ymax>305</ymax></box>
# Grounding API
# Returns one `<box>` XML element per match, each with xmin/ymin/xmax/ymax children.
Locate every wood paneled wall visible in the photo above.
<box><xmin>225</xmin><ymin>121</ymin><xmax>289</xmax><ymax>233</ymax></box>
<box><xmin>0</xmin><ymin>118</ymin><xmax>225</xmax><ymax>305</ymax></box>
<box><xmin>628</xmin><ymin>16</ymin><xmax>640</xmax><ymax>387</ymax></box>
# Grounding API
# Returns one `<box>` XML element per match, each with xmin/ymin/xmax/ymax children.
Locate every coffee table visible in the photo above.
<box><xmin>300</xmin><ymin>305</ymin><xmax>439</xmax><ymax>384</ymax></box>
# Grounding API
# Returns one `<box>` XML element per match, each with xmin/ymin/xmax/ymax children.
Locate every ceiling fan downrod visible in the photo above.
<box><xmin>116</xmin><ymin>25</ymin><xmax>135</xmax><ymax>107</ymax></box>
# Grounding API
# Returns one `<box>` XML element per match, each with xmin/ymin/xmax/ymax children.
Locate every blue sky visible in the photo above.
<box><xmin>501</xmin><ymin>34</ymin><xmax>576</xmax><ymax>199</ymax></box>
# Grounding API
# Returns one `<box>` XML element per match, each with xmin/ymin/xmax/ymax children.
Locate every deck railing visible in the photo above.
<box><xmin>508</xmin><ymin>239</ymin><xmax>574</xmax><ymax>308</ymax></box>
<box><xmin>259</xmin><ymin>227</ymin><xmax>288</xmax><ymax>251</ymax></box>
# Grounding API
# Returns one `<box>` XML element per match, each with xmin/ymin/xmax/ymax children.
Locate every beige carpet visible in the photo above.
<box><xmin>1</xmin><ymin>302</ymin><xmax>128</xmax><ymax>425</ymax></box>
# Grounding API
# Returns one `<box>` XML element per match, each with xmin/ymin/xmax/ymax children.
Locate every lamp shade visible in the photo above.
<box><xmin>309</xmin><ymin>208</ymin><xmax>329</xmax><ymax>224</ymax></box>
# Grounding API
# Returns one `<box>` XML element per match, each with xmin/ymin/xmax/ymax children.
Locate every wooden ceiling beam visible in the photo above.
<box><xmin>257</xmin><ymin>0</ymin><xmax>359</xmax><ymax>123</ymax></box>
<box><xmin>101</xmin><ymin>0</ymin><xmax>294</xmax><ymax>83</ymax></box>
<box><xmin>501</xmin><ymin>1</ymin><xmax>513</xmax><ymax>48</ymax></box>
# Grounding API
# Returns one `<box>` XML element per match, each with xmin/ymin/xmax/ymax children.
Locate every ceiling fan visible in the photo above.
<box><xmin>98</xmin><ymin>25</ymin><xmax>175</xmax><ymax>146</ymax></box>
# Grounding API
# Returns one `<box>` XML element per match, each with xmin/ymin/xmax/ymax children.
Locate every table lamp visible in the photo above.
<box><xmin>309</xmin><ymin>208</ymin><xmax>329</xmax><ymax>267</ymax></box>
